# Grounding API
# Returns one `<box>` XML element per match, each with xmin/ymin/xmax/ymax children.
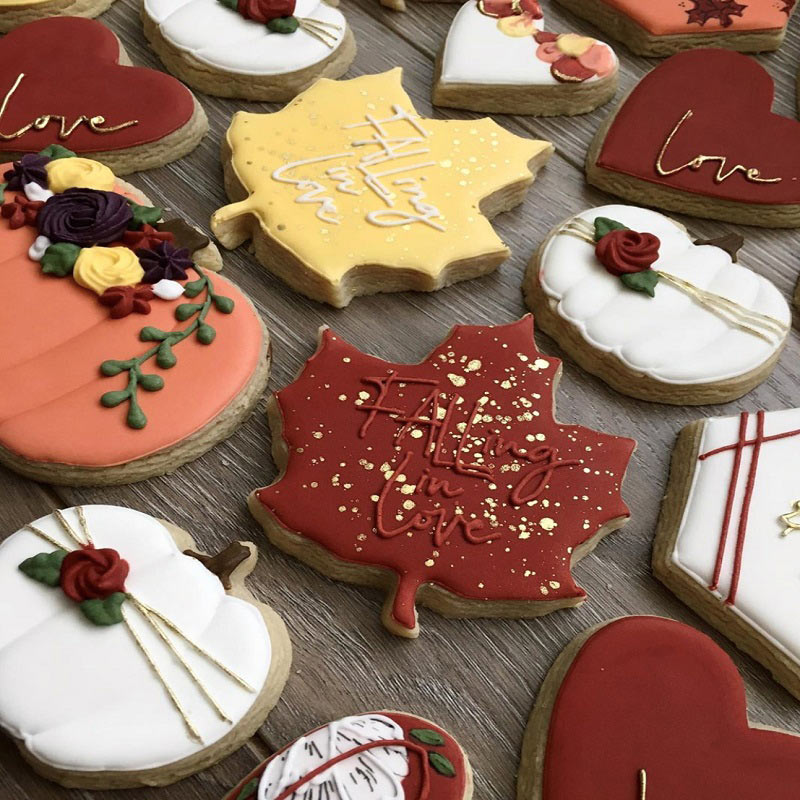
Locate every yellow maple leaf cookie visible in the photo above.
<box><xmin>211</xmin><ymin>68</ymin><xmax>553</xmax><ymax>306</ymax></box>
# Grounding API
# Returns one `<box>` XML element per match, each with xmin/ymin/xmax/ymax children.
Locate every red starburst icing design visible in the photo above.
<box><xmin>686</xmin><ymin>0</ymin><xmax>748</xmax><ymax>26</ymax></box>
<box><xmin>253</xmin><ymin>317</ymin><xmax>635</xmax><ymax>636</ymax></box>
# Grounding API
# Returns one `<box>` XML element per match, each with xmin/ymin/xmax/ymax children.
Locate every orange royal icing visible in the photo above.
<box><xmin>0</xmin><ymin>175</ymin><xmax>264</xmax><ymax>468</ymax></box>
<box><xmin>600</xmin><ymin>0</ymin><xmax>792</xmax><ymax>35</ymax></box>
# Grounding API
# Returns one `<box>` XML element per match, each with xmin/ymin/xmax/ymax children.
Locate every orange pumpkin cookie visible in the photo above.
<box><xmin>0</xmin><ymin>147</ymin><xmax>270</xmax><ymax>485</ymax></box>
<box><xmin>554</xmin><ymin>0</ymin><xmax>796</xmax><ymax>56</ymax></box>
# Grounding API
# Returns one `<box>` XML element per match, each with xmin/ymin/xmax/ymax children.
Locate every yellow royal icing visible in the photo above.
<box><xmin>72</xmin><ymin>246</ymin><xmax>144</xmax><ymax>295</ymax></box>
<box><xmin>211</xmin><ymin>69</ymin><xmax>552</xmax><ymax>285</ymax></box>
<box><xmin>46</xmin><ymin>157</ymin><xmax>116</xmax><ymax>193</ymax></box>
<box><xmin>556</xmin><ymin>33</ymin><xmax>596</xmax><ymax>57</ymax></box>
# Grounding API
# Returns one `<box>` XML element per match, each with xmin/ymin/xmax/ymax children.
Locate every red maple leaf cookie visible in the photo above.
<box><xmin>249</xmin><ymin>316</ymin><xmax>635</xmax><ymax>637</ymax></box>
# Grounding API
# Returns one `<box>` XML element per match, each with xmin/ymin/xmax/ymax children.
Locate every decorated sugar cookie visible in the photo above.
<box><xmin>434</xmin><ymin>0</ymin><xmax>618</xmax><ymax>116</ymax></box>
<box><xmin>0</xmin><ymin>0</ymin><xmax>118</xmax><ymax>33</ymax></box>
<box><xmin>554</xmin><ymin>0</ymin><xmax>796</xmax><ymax>56</ymax></box>
<box><xmin>211</xmin><ymin>69</ymin><xmax>553</xmax><ymax>307</ymax></box>
<box><xmin>518</xmin><ymin>616</ymin><xmax>800</xmax><ymax>800</ymax></box>
<box><xmin>142</xmin><ymin>0</ymin><xmax>356</xmax><ymax>101</ymax></box>
<box><xmin>587</xmin><ymin>49</ymin><xmax>800</xmax><ymax>227</ymax></box>
<box><xmin>249</xmin><ymin>316</ymin><xmax>635</xmax><ymax>638</ymax></box>
<box><xmin>224</xmin><ymin>712</ymin><xmax>471</xmax><ymax>800</ymax></box>
<box><xmin>0</xmin><ymin>505</ymin><xmax>291</xmax><ymax>789</ymax></box>
<box><xmin>654</xmin><ymin>408</ymin><xmax>800</xmax><ymax>702</ymax></box>
<box><xmin>0</xmin><ymin>147</ymin><xmax>270</xmax><ymax>486</ymax></box>
<box><xmin>0</xmin><ymin>18</ymin><xmax>207</xmax><ymax>174</ymax></box>
<box><xmin>525</xmin><ymin>205</ymin><xmax>790</xmax><ymax>405</ymax></box>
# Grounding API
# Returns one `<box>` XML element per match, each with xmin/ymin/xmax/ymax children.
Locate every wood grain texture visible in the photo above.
<box><xmin>1</xmin><ymin>0</ymin><xmax>800</xmax><ymax>797</ymax></box>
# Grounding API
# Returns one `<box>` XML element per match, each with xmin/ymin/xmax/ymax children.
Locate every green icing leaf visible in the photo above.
<box><xmin>410</xmin><ymin>728</ymin><xmax>445</xmax><ymax>746</ymax></box>
<box><xmin>593</xmin><ymin>217</ymin><xmax>628</xmax><ymax>242</ymax></box>
<box><xmin>128</xmin><ymin>201</ymin><xmax>164</xmax><ymax>230</ymax></box>
<box><xmin>428</xmin><ymin>752</ymin><xmax>456</xmax><ymax>778</ymax></box>
<box><xmin>0</xmin><ymin>182</ymin><xmax>6</xmax><ymax>195</ymax></box>
<box><xmin>267</xmin><ymin>15</ymin><xmax>299</xmax><ymax>33</ymax></box>
<box><xmin>139</xmin><ymin>373</ymin><xmax>164</xmax><ymax>392</ymax></box>
<box><xmin>213</xmin><ymin>294</ymin><xmax>235</xmax><ymax>314</ymax></box>
<box><xmin>176</xmin><ymin>303</ymin><xmax>202</xmax><ymax>321</ymax></box>
<box><xmin>196</xmin><ymin>323</ymin><xmax>216</xmax><ymax>345</ymax></box>
<box><xmin>127</xmin><ymin>404</ymin><xmax>147</xmax><ymax>430</ymax></box>
<box><xmin>41</xmin><ymin>243</ymin><xmax>81</xmax><ymax>277</ymax></box>
<box><xmin>101</xmin><ymin>390</ymin><xmax>130</xmax><ymax>408</ymax></box>
<box><xmin>100</xmin><ymin>359</ymin><xmax>128</xmax><ymax>377</ymax></box>
<box><xmin>79</xmin><ymin>593</ymin><xmax>127</xmax><ymax>626</ymax></box>
<box><xmin>183</xmin><ymin>278</ymin><xmax>206</xmax><ymax>298</ymax></box>
<box><xmin>19</xmin><ymin>550</ymin><xmax>67</xmax><ymax>587</ymax></box>
<box><xmin>236</xmin><ymin>778</ymin><xmax>260</xmax><ymax>800</ymax></box>
<box><xmin>620</xmin><ymin>270</ymin><xmax>659</xmax><ymax>297</ymax></box>
<box><xmin>140</xmin><ymin>326</ymin><xmax>170</xmax><ymax>342</ymax></box>
<box><xmin>38</xmin><ymin>144</ymin><xmax>76</xmax><ymax>160</ymax></box>
<box><xmin>218</xmin><ymin>0</ymin><xmax>238</xmax><ymax>8</ymax></box>
<box><xmin>156</xmin><ymin>341</ymin><xmax>177</xmax><ymax>369</ymax></box>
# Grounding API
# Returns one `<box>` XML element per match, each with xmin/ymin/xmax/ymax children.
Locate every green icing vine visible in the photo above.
<box><xmin>99</xmin><ymin>265</ymin><xmax>235</xmax><ymax>429</ymax></box>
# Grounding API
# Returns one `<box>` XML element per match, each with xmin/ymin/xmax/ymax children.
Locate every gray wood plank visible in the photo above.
<box><xmin>2</xmin><ymin>0</ymin><xmax>800</xmax><ymax>797</ymax></box>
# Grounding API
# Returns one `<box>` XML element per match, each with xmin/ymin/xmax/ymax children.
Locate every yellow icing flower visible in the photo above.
<box><xmin>72</xmin><ymin>246</ymin><xmax>144</xmax><ymax>295</ymax></box>
<box><xmin>46</xmin><ymin>158</ymin><xmax>116</xmax><ymax>193</ymax></box>
<box><xmin>497</xmin><ymin>14</ymin><xmax>538</xmax><ymax>36</ymax></box>
<box><xmin>555</xmin><ymin>33</ymin><xmax>595</xmax><ymax>58</ymax></box>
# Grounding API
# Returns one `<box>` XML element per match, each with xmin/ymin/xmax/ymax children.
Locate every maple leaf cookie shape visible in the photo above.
<box><xmin>211</xmin><ymin>68</ymin><xmax>554</xmax><ymax>307</ymax></box>
<box><xmin>249</xmin><ymin>316</ymin><xmax>635</xmax><ymax>638</ymax></box>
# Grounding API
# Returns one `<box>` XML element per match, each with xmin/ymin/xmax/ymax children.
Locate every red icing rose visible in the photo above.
<box><xmin>237</xmin><ymin>0</ymin><xmax>296</xmax><ymax>22</ymax></box>
<box><xmin>59</xmin><ymin>546</ymin><xmax>129</xmax><ymax>602</ymax></box>
<box><xmin>481</xmin><ymin>0</ymin><xmax>542</xmax><ymax>18</ymax></box>
<box><xmin>595</xmin><ymin>229</ymin><xmax>661</xmax><ymax>276</ymax></box>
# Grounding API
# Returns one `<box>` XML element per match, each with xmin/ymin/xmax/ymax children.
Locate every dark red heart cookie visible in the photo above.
<box><xmin>519</xmin><ymin>616</ymin><xmax>800</xmax><ymax>800</ymax></box>
<box><xmin>587</xmin><ymin>49</ymin><xmax>800</xmax><ymax>227</ymax></box>
<box><xmin>0</xmin><ymin>17</ymin><xmax>206</xmax><ymax>173</ymax></box>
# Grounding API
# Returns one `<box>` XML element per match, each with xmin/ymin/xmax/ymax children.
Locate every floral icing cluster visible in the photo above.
<box><xmin>479</xmin><ymin>0</ymin><xmax>615</xmax><ymax>83</ymax></box>
<box><xmin>2</xmin><ymin>145</ymin><xmax>236</xmax><ymax>430</ymax></box>
<box><xmin>19</xmin><ymin>543</ymin><xmax>130</xmax><ymax>627</ymax></box>
<box><xmin>218</xmin><ymin>0</ymin><xmax>300</xmax><ymax>33</ymax></box>
<box><xmin>591</xmin><ymin>216</ymin><xmax>661</xmax><ymax>296</ymax></box>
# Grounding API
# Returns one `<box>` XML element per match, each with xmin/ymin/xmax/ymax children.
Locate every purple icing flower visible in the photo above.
<box><xmin>137</xmin><ymin>241</ymin><xmax>193</xmax><ymax>284</ymax></box>
<box><xmin>38</xmin><ymin>189</ymin><xmax>133</xmax><ymax>246</ymax></box>
<box><xmin>3</xmin><ymin>154</ymin><xmax>50</xmax><ymax>191</ymax></box>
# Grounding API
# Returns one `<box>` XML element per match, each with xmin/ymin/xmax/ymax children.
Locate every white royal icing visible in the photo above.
<box><xmin>440</xmin><ymin>2</ymin><xmax>616</xmax><ymax>86</ymax></box>
<box><xmin>538</xmin><ymin>204</ymin><xmax>790</xmax><ymax>385</ymax></box>
<box><xmin>143</xmin><ymin>0</ymin><xmax>346</xmax><ymax>77</ymax></box>
<box><xmin>28</xmin><ymin>235</ymin><xmax>50</xmax><ymax>262</ymax></box>
<box><xmin>0</xmin><ymin>506</ymin><xmax>272</xmax><ymax>773</ymax></box>
<box><xmin>258</xmin><ymin>713</ymin><xmax>409</xmax><ymax>800</ymax></box>
<box><xmin>672</xmin><ymin>408</ymin><xmax>800</xmax><ymax>669</ymax></box>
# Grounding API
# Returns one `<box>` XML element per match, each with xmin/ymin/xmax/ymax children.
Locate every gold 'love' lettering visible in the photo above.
<box><xmin>0</xmin><ymin>73</ymin><xmax>138</xmax><ymax>141</ymax></box>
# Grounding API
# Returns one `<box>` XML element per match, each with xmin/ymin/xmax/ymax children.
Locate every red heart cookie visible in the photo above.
<box><xmin>0</xmin><ymin>18</ymin><xmax>206</xmax><ymax>173</ymax></box>
<box><xmin>555</xmin><ymin>0</ymin><xmax>795</xmax><ymax>55</ymax></box>
<box><xmin>587</xmin><ymin>49</ymin><xmax>800</xmax><ymax>227</ymax></box>
<box><xmin>519</xmin><ymin>616</ymin><xmax>800</xmax><ymax>800</ymax></box>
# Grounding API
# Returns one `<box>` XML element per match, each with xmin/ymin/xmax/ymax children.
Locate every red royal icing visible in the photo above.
<box><xmin>540</xmin><ymin>616</ymin><xmax>800</xmax><ymax>799</ymax></box>
<box><xmin>60</xmin><ymin>545</ymin><xmax>129</xmax><ymax>602</ymax></box>
<box><xmin>255</xmin><ymin>317</ymin><xmax>635</xmax><ymax>633</ymax></box>
<box><xmin>223</xmin><ymin>712</ymin><xmax>468</xmax><ymax>800</ymax></box>
<box><xmin>0</xmin><ymin>174</ymin><xmax>265</xmax><ymax>469</ymax></box>
<box><xmin>595</xmin><ymin>229</ymin><xmax>660</xmax><ymax>276</ymax></box>
<box><xmin>595</xmin><ymin>49</ymin><xmax>800</xmax><ymax>205</ymax></box>
<box><xmin>0</xmin><ymin>18</ymin><xmax>196</xmax><ymax>155</ymax></box>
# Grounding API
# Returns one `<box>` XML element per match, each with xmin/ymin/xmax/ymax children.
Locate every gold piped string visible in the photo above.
<box><xmin>558</xmin><ymin>218</ymin><xmax>788</xmax><ymax>345</ymax></box>
<box><xmin>23</xmin><ymin>508</ymin><xmax>258</xmax><ymax>744</ymax></box>
<box><xmin>298</xmin><ymin>17</ymin><xmax>341</xmax><ymax>48</ymax></box>
<box><xmin>639</xmin><ymin>769</ymin><xmax>647</xmax><ymax>800</ymax></box>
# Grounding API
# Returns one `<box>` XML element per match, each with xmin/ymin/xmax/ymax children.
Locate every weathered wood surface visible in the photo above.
<box><xmin>2</xmin><ymin>1</ymin><xmax>800</xmax><ymax>797</ymax></box>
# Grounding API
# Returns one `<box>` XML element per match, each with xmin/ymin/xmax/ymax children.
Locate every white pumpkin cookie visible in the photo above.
<box><xmin>524</xmin><ymin>204</ymin><xmax>790</xmax><ymax>405</ymax></box>
<box><xmin>654</xmin><ymin>408</ymin><xmax>800</xmax><ymax>702</ymax></box>
<box><xmin>434</xmin><ymin>0</ymin><xmax>618</xmax><ymax>116</ymax></box>
<box><xmin>0</xmin><ymin>505</ymin><xmax>291</xmax><ymax>788</ymax></box>
<box><xmin>142</xmin><ymin>0</ymin><xmax>356</xmax><ymax>101</ymax></box>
